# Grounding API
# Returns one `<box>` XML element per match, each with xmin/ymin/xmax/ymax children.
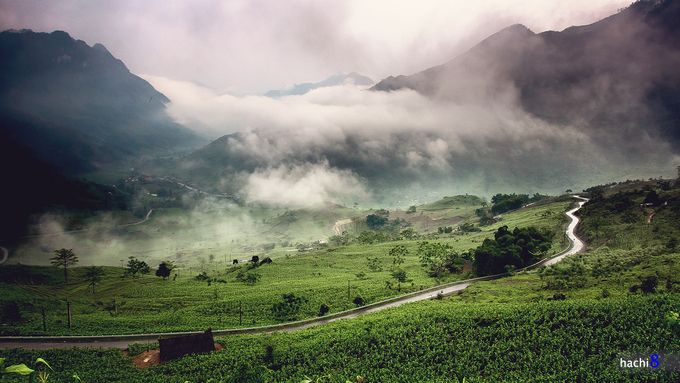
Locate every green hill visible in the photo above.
<box><xmin>418</xmin><ymin>195</ymin><xmax>485</xmax><ymax>210</ymax></box>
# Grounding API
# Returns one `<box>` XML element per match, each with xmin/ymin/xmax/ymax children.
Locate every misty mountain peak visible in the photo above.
<box><xmin>0</xmin><ymin>28</ymin><xmax>205</xmax><ymax>176</ymax></box>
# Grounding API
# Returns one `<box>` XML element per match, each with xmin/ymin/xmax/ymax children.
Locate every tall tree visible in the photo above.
<box><xmin>83</xmin><ymin>266</ymin><xmax>105</xmax><ymax>293</ymax></box>
<box><xmin>155</xmin><ymin>261</ymin><xmax>175</xmax><ymax>280</ymax></box>
<box><xmin>51</xmin><ymin>248</ymin><xmax>79</xmax><ymax>283</ymax></box>
<box><xmin>125</xmin><ymin>256</ymin><xmax>151</xmax><ymax>280</ymax></box>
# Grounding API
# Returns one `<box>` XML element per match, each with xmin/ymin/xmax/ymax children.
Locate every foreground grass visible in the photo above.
<box><xmin>2</xmin><ymin>294</ymin><xmax>679</xmax><ymax>382</ymax></box>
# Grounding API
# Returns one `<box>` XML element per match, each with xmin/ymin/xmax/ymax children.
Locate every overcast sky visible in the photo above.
<box><xmin>1</xmin><ymin>0</ymin><xmax>631</xmax><ymax>95</ymax></box>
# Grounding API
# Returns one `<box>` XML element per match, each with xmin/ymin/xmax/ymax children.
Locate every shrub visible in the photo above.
<box><xmin>640</xmin><ymin>275</ymin><xmax>658</xmax><ymax>293</ymax></box>
<box><xmin>319</xmin><ymin>304</ymin><xmax>330</xmax><ymax>316</ymax></box>
<box><xmin>194</xmin><ymin>272</ymin><xmax>209</xmax><ymax>281</ymax></box>
<box><xmin>271</xmin><ymin>293</ymin><xmax>308</xmax><ymax>321</ymax></box>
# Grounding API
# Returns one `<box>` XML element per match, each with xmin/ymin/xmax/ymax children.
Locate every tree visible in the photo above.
<box><xmin>358</xmin><ymin>231</ymin><xmax>375</xmax><ymax>245</ymax></box>
<box><xmin>391</xmin><ymin>268</ymin><xmax>408</xmax><ymax>291</ymax></box>
<box><xmin>366</xmin><ymin>214</ymin><xmax>388</xmax><ymax>230</ymax></box>
<box><xmin>155</xmin><ymin>261</ymin><xmax>174</xmax><ymax>280</ymax></box>
<box><xmin>401</xmin><ymin>228</ymin><xmax>417</xmax><ymax>240</ymax></box>
<box><xmin>208</xmin><ymin>254</ymin><xmax>215</xmax><ymax>263</ymax></box>
<box><xmin>83</xmin><ymin>266</ymin><xmax>104</xmax><ymax>293</ymax></box>
<box><xmin>389</xmin><ymin>245</ymin><xmax>408</xmax><ymax>267</ymax></box>
<box><xmin>473</xmin><ymin>226</ymin><xmax>554</xmax><ymax>276</ymax></box>
<box><xmin>125</xmin><ymin>256</ymin><xmax>151</xmax><ymax>279</ymax></box>
<box><xmin>417</xmin><ymin>241</ymin><xmax>458</xmax><ymax>276</ymax></box>
<box><xmin>51</xmin><ymin>249</ymin><xmax>79</xmax><ymax>283</ymax></box>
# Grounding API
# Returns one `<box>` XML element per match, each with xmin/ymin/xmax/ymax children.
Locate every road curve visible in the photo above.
<box><xmin>543</xmin><ymin>196</ymin><xmax>588</xmax><ymax>266</ymax></box>
<box><xmin>1</xmin><ymin>197</ymin><xmax>587</xmax><ymax>350</ymax></box>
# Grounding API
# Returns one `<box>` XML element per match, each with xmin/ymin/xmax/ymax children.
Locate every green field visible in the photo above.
<box><xmin>1</xmin><ymin>197</ymin><xmax>572</xmax><ymax>336</ymax></box>
<box><xmin>1</xmin><ymin>294</ymin><xmax>679</xmax><ymax>382</ymax></box>
<box><xmin>3</xmin><ymin>182</ymin><xmax>680</xmax><ymax>382</ymax></box>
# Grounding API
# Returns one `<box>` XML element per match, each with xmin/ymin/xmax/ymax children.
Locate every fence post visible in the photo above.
<box><xmin>67</xmin><ymin>301</ymin><xmax>71</xmax><ymax>329</ymax></box>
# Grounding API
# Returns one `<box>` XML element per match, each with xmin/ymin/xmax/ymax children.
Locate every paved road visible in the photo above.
<box><xmin>1</xmin><ymin>196</ymin><xmax>587</xmax><ymax>350</ymax></box>
<box><xmin>543</xmin><ymin>196</ymin><xmax>588</xmax><ymax>266</ymax></box>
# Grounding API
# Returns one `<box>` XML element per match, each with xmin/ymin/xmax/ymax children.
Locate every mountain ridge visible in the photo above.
<box><xmin>0</xmin><ymin>29</ymin><xmax>206</xmax><ymax>175</ymax></box>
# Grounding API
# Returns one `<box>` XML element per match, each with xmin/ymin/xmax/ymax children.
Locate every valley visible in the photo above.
<box><xmin>2</xmin><ymin>0</ymin><xmax>680</xmax><ymax>381</ymax></box>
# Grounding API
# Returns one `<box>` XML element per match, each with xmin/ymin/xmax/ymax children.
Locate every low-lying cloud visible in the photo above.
<box><xmin>142</xmin><ymin>45</ymin><xmax>679</xmax><ymax>205</ymax></box>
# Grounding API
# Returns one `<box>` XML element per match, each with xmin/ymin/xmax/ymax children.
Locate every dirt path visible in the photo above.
<box><xmin>331</xmin><ymin>218</ymin><xmax>353</xmax><ymax>235</ymax></box>
<box><xmin>647</xmin><ymin>212</ymin><xmax>655</xmax><ymax>224</ymax></box>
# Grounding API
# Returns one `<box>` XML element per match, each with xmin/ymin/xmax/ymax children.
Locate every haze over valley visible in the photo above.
<box><xmin>4</xmin><ymin>2</ymin><xmax>680</xmax><ymax>381</ymax></box>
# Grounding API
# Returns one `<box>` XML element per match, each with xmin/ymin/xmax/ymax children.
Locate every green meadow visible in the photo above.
<box><xmin>2</xmin><ymin>181</ymin><xmax>680</xmax><ymax>382</ymax></box>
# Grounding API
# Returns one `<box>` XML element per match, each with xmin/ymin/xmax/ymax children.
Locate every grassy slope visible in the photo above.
<box><xmin>3</xmin><ymin>186</ymin><xmax>680</xmax><ymax>381</ymax></box>
<box><xmin>0</xmin><ymin>199</ymin><xmax>571</xmax><ymax>336</ymax></box>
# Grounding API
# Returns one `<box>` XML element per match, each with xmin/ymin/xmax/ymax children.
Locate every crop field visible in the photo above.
<box><xmin>1</xmin><ymin>294</ymin><xmax>679</xmax><ymax>382</ymax></box>
<box><xmin>6</xmin><ymin>190</ymin><xmax>679</xmax><ymax>382</ymax></box>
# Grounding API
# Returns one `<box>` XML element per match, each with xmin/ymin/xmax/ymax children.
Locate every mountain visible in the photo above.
<box><xmin>0</xmin><ymin>29</ymin><xmax>206</xmax><ymax>175</ymax></box>
<box><xmin>140</xmin><ymin>1</ymin><xmax>680</xmax><ymax>206</ymax></box>
<box><xmin>264</xmin><ymin>72</ymin><xmax>374</xmax><ymax>98</ymax></box>
<box><xmin>0</xmin><ymin>29</ymin><xmax>209</xmax><ymax>239</ymax></box>
<box><xmin>371</xmin><ymin>0</ymin><xmax>680</xmax><ymax>147</ymax></box>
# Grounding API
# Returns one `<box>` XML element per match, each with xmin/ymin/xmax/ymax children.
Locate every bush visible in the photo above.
<box><xmin>244</xmin><ymin>272</ymin><xmax>261</xmax><ymax>285</ymax></box>
<box><xmin>271</xmin><ymin>293</ymin><xmax>308</xmax><ymax>321</ymax></box>
<box><xmin>194</xmin><ymin>272</ymin><xmax>209</xmax><ymax>281</ymax></box>
<box><xmin>260</xmin><ymin>257</ymin><xmax>272</xmax><ymax>264</ymax></box>
<box><xmin>353</xmin><ymin>297</ymin><xmax>365</xmax><ymax>306</ymax></box>
<box><xmin>319</xmin><ymin>303</ymin><xmax>330</xmax><ymax>316</ymax></box>
<box><xmin>640</xmin><ymin>275</ymin><xmax>658</xmax><ymax>293</ymax></box>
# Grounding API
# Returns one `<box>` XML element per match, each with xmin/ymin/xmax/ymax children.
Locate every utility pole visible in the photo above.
<box><xmin>42</xmin><ymin>307</ymin><xmax>46</xmax><ymax>332</ymax></box>
<box><xmin>348</xmin><ymin>280</ymin><xmax>351</xmax><ymax>300</ymax></box>
<box><xmin>67</xmin><ymin>301</ymin><xmax>71</xmax><ymax>329</ymax></box>
<box><xmin>239</xmin><ymin>300</ymin><xmax>242</xmax><ymax>326</ymax></box>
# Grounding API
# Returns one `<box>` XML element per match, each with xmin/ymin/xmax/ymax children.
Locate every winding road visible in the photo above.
<box><xmin>1</xmin><ymin>196</ymin><xmax>588</xmax><ymax>350</ymax></box>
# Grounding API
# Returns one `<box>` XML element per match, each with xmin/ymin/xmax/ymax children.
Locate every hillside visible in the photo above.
<box><xmin>2</xmin><ymin>189</ymin><xmax>680</xmax><ymax>381</ymax></box>
<box><xmin>0</xmin><ymin>29</ymin><xmax>206</xmax><ymax>175</ymax></box>
<box><xmin>136</xmin><ymin>1</ymin><xmax>680</xmax><ymax>201</ymax></box>
<box><xmin>372</xmin><ymin>0</ymin><xmax>680</xmax><ymax>154</ymax></box>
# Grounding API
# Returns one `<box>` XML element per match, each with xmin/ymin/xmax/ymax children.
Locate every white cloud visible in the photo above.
<box><xmin>1</xmin><ymin>0</ymin><xmax>631</xmax><ymax>93</ymax></box>
<box><xmin>245</xmin><ymin>161</ymin><xmax>367</xmax><ymax>206</ymax></box>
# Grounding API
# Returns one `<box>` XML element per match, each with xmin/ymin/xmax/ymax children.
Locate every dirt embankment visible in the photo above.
<box><xmin>128</xmin><ymin>343</ymin><xmax>224</xmax><ymax>368</ymax></box>
<box><xmin>332</xmin><ymin>219</ymin><xmax>353</xmax><ymax>235</ymax></box>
